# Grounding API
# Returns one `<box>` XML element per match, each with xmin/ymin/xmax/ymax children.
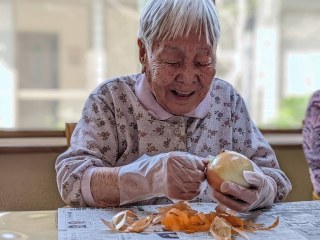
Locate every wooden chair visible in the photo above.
<box><xmin>65</xmin><ymin>122</ymin><xmax>77</xmax><ymax>147</ymax></box>
<box><xmin>313</xmin><ymin>191</ymin><xmax>320</xmax><ymax>201</ymax></box>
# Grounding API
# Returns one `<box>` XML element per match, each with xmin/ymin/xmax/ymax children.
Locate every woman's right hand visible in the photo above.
<box><xmin>163</xmin><ymin>152</ymin><xmax>207</xmax><ymax>200</ymax></box>
<box><xmin>118</xmin><ymin>151</ymin><xmax>207</xmax><ymax>205</ymax></box>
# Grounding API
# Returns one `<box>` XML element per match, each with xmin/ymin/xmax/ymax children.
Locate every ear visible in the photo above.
<box><xmin>137</xmin><ymin>39</ymin><xmax>146</xmax><ymax>64</ymax></box>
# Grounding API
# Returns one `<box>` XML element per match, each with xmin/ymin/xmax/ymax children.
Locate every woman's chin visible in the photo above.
<box><xmin>166</xmin><ymin>105</ymin><xmax>195</xmax><ymax>116</ymax></box>
<box><xmin>161</xmin><ymin>96</ymin><xmax>199</xmax><ymax>115</ymax></box>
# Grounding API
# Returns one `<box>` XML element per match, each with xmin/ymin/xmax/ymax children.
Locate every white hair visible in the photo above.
<box><xmin>138</xmin><ymin>0</ymin><xmax>220</xmax><ymax>51</ymax></box>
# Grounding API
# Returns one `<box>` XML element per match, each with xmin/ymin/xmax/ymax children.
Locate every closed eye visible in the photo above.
<box><xmin>195</xmin><ymin>61</ymin><xmax>212</xmax><ymax>66</ymax></box>
<box><xmin>164</xmin><ymin>61</ymin><xmax>181</xmax><ymax>65</ymax></box>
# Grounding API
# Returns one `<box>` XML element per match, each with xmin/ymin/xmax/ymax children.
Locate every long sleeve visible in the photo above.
<box><xmin>231</xmin><ymin>91</ymin><xmax>292</xmax><ymax>201</ymax></box>
<box><xmin>302</xmin><ymin>90</ymin><xmax>320</xmax><ymax>194</ymax></box>
<box><xmin>56</xmin><ymin>90</ymin><xmax>119</xmax><ymax>207</ymax></box>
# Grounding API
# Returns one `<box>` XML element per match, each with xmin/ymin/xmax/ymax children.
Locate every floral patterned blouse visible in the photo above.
<box><xmin>303</xmin><ymin>90</ymin><xmax>320</xmax><ymax>194</ymax></box>
<box><xmin>56</xmin><ymin>73</ymin><xmax>292</xmax><ymax>207</ymax></box>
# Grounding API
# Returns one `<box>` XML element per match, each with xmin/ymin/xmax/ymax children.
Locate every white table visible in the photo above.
<box><xmin>0</xmin><ymin>210</ymin><xmax>57</xmax><ymax>240</ymax></box>
<box><xmin>1</xmin><ymin>200</ymin><xmax>320</xmax><ymax>240</ymax></box>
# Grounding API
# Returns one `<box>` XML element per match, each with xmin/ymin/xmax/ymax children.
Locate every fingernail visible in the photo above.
<box><xmin>220</xmin><ymin>181</ymin><xmax>228</xmax><ymax>193</ymax></box>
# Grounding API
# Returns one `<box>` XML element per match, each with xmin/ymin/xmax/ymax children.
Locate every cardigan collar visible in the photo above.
<box><xmin>135</xmin><ymin>74</ymin><xmax>211</xmax><ymax>120</ymax></box>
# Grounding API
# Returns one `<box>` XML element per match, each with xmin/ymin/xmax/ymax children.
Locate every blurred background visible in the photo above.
<box><xmin>0</xmin><ymin>0</ymin><xmax>319</xmax><ymax>130</ymax></box>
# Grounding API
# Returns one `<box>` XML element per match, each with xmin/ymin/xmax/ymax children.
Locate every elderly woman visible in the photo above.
<box><xmin>56</xmin><ymin>0</ymin><xmax>291</xmax><ymax>212</ymax></box>
<box><xmin>302</xmin><ymin>90</ymin><xmax>320</xmax><ymax>199</ymax></box>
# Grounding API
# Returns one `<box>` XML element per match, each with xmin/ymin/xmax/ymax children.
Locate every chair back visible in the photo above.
<box><xmin>65</xmin><ymin>122</ymin><xmax>77</xmax><ymax>146</ymax></box>
<box><xmin>313</xmin><ymin>191</ymin><xmax>320</xmax><ymax>200</ymax></box>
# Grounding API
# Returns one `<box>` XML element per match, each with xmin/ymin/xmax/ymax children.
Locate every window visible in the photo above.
<box><xmin>215</xmin><ymin>0</ymin><xmax>320</xmax><ymax>129</ymax></box>
<box><xmin>0</xmin><ymin>0</ymin><xmax>319</xmax><ymax>130</ymax></box>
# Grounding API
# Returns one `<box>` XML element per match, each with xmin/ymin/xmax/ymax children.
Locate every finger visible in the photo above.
<box><xmin>243</xmin><ymin>171</ymin><xmax>264</xmax><ymax>187</ymax></box>
<box><xmin>220</xmin><ymin>181</ymin><xmax>259</xmax><ymax>204</ymax></box>
<box><xmin>170</xmin><ymin>162</ymin><xmax>206</xmax><ymax>182</ymax></box>
<box><xmin>167</xmin><ymin>178</ymin><xmax>201</xmax><ymax>199</ymax></box>
<box><xmin>193</xmin><ymin>158</ymin><xmax>207</xmax><ymax>171</ymax></box>
<box><xmin>169</xmin><ymin>190</ymin><xmax>201</xmax><ymax>200</ymax></box>
<box><xmin>180</xmin><ymin>182</ymin><xmax>203</xmax><ymax>192</ymax></box>
<box><xmin>171</xmin><ymin>154</ymin><xmax>206</xmax><ymax>171</ymax></box>
<box><xmin>179</xmin><ymin>191</ymin><xmax>200</xmax><ymax>200</ymax></box>
<box><xmin>213</xmin><ymin>190</ymin><xmax>250</xmax><ymax>212</ymax></box>
<box><xmin>176</xmin><ymin>168</ymin><xmax>205</xmax><ymax>183</ymax></box>
<box><xmin>168</xmin><ymin>176</ymin><xmax>203</xmax><ymax>193</ymax></box>
<box><xmin>202</xmin><ymin>159</ymin><xmax>210</xmax><ymax>166</ymax></box>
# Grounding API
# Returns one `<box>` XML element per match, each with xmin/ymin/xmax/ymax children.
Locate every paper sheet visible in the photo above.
<box><xmin>57</xmin><ymin>201</ymin><xmax>320</xmax><ymax>240</ymax></box>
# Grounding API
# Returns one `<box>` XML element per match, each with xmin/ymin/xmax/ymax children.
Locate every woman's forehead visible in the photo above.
<box><xmin>153</xmin><ymin>35</ymin><xmax>213</xmax><ymax>52</ymax></box>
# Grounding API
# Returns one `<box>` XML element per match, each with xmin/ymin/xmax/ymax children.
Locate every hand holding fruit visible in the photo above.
<box><xmin>206</xmin><ymin>150</ymin><xmax>277</xmax><ymax>212</ymax></box>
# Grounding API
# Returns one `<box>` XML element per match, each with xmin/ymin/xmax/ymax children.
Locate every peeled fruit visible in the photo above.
<box><xmin>206</xmin><ymin>150</ymin><xmax>253</xmax><ymax>190</ymax></box>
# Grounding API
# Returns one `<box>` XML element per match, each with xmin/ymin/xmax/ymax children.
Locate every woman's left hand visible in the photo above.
<box><xmin>212</xmin><ymin>171</ymin><xmax>277</xmax><ymax>212</ymax></box>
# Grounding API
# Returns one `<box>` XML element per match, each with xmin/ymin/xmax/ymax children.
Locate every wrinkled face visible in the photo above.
<box><xmin>139</xmin><ymin>33</ymin><xmax>216</xmax><ymax>115</ymax></box>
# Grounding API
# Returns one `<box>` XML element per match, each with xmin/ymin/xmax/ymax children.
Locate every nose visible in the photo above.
<box><xmin>176</xmin><ymin>67</ymin><xmax>199</xmax><ymax>85</ymax></box>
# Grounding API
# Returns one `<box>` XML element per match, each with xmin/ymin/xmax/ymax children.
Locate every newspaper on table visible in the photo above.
<box><xmin>57</xmin><ymin>201</ymin><xmax>320</xmax><ymax>240</ymax></box>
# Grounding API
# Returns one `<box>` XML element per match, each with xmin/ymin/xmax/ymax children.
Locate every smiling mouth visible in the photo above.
<box><xmin>172</xmin><ymin>90</ymin><xmax>195</xmax><ymax>97</ymax></box>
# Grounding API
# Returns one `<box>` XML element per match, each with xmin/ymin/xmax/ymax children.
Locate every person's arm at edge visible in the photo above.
<box><xmin>81</xmin><ymin>167</ymin><xmax>121</xmax><ymax>207</ymax></box>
